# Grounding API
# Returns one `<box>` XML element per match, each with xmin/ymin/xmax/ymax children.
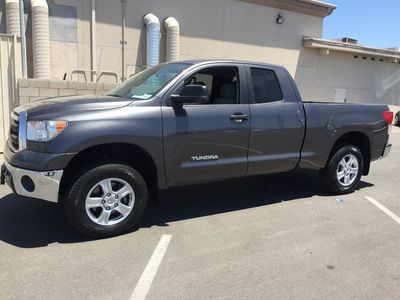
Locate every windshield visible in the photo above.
<box><xmin>107</xmin><ymin>63</ymin><xmax>190</xmax><ymax>100</ymax></box>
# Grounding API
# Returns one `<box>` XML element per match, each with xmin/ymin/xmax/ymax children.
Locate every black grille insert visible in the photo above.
<box><xmin>9</xmin><ymin>111</ymin><xmax>19</xmax><ymax>151</ymax></box>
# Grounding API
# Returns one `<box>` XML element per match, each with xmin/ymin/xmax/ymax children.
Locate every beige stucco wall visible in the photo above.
<box><xmin>43</xmin><ymin>0</ymin><xmax>400</xmax><ymax>105</ymax></box>
<box><xmin>48</xmin><ymin>0</ymin><xmax>322</xmax><ymax>80</ymax></box>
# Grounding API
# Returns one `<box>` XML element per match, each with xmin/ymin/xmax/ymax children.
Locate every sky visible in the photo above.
<box><xmin>323</xmin><ymin>0</ymin><xmax>400</xmax><ymax>49</ymax></box>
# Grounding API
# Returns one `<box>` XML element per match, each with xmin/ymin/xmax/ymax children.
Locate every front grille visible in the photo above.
<box><xmin>9</xmin><ymin>110</ymin><xmax>19</xmax><ymax>151</ymax></box>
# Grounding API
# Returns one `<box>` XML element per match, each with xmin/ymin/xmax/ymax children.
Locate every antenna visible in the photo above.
<box><xmin>94</xmin><ymin>47</ymin><xmax>103</xmax><ymax>96</ymax></box>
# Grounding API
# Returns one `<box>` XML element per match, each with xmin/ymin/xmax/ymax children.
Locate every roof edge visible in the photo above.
<box><xmin>303</xmin><ymin>36</ymin><xmax>400</xmax><ymax>60</ymax></box>
<box><xmin>239</xmin><ymin>0</ymin><xmax>336</xmax><ymax>18</ymax></box>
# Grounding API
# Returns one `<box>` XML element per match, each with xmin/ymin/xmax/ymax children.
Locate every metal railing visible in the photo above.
<box><xmin>70</xmin><ymin>69</ymin><xmax>119</xmax><ymax>83</ymax></box>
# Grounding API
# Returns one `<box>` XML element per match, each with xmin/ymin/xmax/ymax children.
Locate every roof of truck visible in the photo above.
<box><xmin>175</xmin><ymin>59</ymin><xmax>285</xmax><ymax>70</ymax></box>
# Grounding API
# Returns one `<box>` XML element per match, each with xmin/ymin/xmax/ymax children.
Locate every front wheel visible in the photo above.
<box><xmin>64</xmin><ymin>162</ymin><xmax>148</xmax><ymax>237</ymax></box>
<box><xmin>321</xmin><ymin>144</ymin><xmax>363</xmax><ymax>194</ymax></box>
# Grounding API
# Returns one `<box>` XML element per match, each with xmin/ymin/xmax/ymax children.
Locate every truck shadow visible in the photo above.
<box><xmin>142</xmin><ymin>170</ymin><xmax>374</xmax><ymax>227</ymax></box>
<box><xmin>0</xmin><ymin>170</ymin><xmax>373</xmax><ymax>248</ymax></box>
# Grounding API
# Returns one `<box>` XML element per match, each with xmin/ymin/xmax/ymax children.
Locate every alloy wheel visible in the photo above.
<box><xmin>85</xmin><ymin>178</ymin><xmax>135</xmax><ymax>226</ymax></box>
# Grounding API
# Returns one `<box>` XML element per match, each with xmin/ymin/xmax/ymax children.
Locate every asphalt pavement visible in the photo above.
<box><xmin>0</xmin><ymin>126</ymin><xmax>399</xmax><ymax>299</ymax></box>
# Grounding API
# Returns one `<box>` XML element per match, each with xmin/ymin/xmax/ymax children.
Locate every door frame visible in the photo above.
<box><xmin>243</xmin><ymin>64</ymin><xmax>306</xmax><ymax>175</ymax></box>
<box><xmin>162</xmin><ymin>62</ymin><xmax>251</xmax><ymax>107</ymax></box>
<box><xmin>161</xmin><ymin>62</ymin><xmax>252</xmax><ymax>187</ymax></box>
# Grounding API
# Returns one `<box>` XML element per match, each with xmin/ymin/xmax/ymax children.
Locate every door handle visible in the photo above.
<box><xmin>296</xmin><ymin>110</ymin><xmax>305</xmax><ymax>124</ymax></box>
<box><xmin>230</xmin><ymin>113</ymin><xmax>249</xmax><ymax>123</ymax></box>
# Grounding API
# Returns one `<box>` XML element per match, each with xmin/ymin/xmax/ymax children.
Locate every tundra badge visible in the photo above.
<box><xmin>191</xmin><ymin>155</ymin><xmax>219</xmax><ymax>162</ymax></box>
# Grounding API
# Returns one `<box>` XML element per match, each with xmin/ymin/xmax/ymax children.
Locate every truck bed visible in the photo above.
<box><xmin>298</xmin><ymin>101</ymin><xmax>390</xmax><ymax>171</ymax></box>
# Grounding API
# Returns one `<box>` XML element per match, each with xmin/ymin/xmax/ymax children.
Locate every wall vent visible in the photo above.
<box><xmin>334</xmin><ymin>37</ymin><xmax>358</xmax><ymax>45</ymax></box>
<box><xmin>386</xmin><ymin>47</ymin><xmax>399</xmax><ymax>51</ymax></box>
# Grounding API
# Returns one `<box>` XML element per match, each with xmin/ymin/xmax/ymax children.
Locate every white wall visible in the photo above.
<box><xmin>296</xmin><ymin>49</ymin><xmax>400</xmax><ymax>105</ymax></box>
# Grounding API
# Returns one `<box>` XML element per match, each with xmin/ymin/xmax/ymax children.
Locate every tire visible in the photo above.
<box><xmin>320</xmin><ymin>144</ymin><xmax>363</xmax><ymax>194</ymax></box>
<box><xmin>64</xmin><ymin>161</ymin><xmax>148</xmax><ymax>237</ymax></box>
<box><xmin>395</xmin><ymin>113</ymin><xmax>400</xmax><ymax>127</ymax></box>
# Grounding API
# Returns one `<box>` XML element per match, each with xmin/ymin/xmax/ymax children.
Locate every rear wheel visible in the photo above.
<box><xmin>395</xmin><ymin>113</ymin><xmax>400</xmax><ymax>126</ymax></box>
<box><xmin>321</xmin><ymin>144</ymin><xmax>363</xmax><ymax>194</ymax></box>
<box><xmin>64</xmin><ymin>161</ymin><xmax>148</xmax><ymax>237</ymax></box>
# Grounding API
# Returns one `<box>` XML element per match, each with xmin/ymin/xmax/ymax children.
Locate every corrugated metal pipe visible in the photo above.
<box><xmin>31</xmin><ymin>0</ymin><xmax>50</xmax><ymax>78</ymax></box>
<box><xmin>5</xmin><ymin>0</ymin><xmax>21</xmax><ymax>36</ymax></box>
<box><xmin>143</xmin><ymin>13</ymin><xmax>160</xmax><ymax>68</ymax></box>
<box><xmin>164</xmin><ymin>17</ymin><xmax>180</xmax><ymax>62</ymax></box>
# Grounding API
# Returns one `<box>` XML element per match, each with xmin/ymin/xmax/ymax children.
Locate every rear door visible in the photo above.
<box><xmin>162</xmin><ymin>64</ymin><xmax>251</xmax><ymax>186</ymax></box>
<box><xmin>246</xmin><ymin>65</ymin><xmax>305</xmax><ymax>175</ymax></box>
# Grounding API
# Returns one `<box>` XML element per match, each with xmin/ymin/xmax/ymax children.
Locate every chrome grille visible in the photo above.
<box><xmin>9</xmin><ymin>110</ymin><xmax>19</xmax><ymax>151</ymax></box>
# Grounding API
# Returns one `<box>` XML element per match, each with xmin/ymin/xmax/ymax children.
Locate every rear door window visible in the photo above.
<box><xmin>250</xmin><ymin>68</ymin><xmax>283</xmax><ymax>103</ymax></box>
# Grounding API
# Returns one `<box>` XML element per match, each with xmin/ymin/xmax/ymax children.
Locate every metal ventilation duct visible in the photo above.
<box><xmin>143</xmin><ymin>13</ymin><xmax>160</xmax><ymax>68</ymax></box>
<box><xmin>31</xmin><ymin>0</ymin><xmax>50</xmax><ymax>78</ymax></box>
<box><xmin>164</xmin><ymin>17</ymin><xmax>180</xmax><ymax>62</ymax></box>
<box><xmin>5</xmin><ymin>0</ymin><xmax>21</xmax><ymax>36</ymax></box>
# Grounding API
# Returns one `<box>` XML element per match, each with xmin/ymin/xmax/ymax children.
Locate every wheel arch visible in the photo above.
<box><xmin>59</xmin><ymin>143</ymin><xmax>160</xmax><ymax>201</ymax></box>
<box><xmin>327</xmin><ymin>131</ymin><xmax>371</xmax><ymax>175</ymax></box>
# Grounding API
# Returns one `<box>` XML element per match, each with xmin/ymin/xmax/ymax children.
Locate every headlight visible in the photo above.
<box><xmin>27</xmin><ymin>120</ymin><xmax>68</xmax><ymax>142</ymax></box>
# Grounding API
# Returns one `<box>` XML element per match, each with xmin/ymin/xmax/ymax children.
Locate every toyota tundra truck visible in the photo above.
<box><xmin>0</xmin><ymin>60</ymin><xmax>393</xmax><ymax>237</ymax></box>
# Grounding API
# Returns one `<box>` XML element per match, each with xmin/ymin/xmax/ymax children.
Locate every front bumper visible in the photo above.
<box><xmin>1</xmin><ymin>159</ymin><xmax>63</xmax><ymax>203</ymax></box>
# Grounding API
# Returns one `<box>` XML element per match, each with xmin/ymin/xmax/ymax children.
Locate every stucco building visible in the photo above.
<box><xmin>1</xmin><ymin>0</ymin><xmax>400</xmax><ymax>105</ymax></box>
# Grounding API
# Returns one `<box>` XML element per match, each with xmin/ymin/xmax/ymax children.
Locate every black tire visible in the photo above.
<box><xmin>395</xmin><ymin>113</ymin><xmax>400</xmax><ymax>127</ymax></box>
<box><xmin>64</xmin><ymin>161</ymin><xmax>148</xmax><ymax>237</ymax></box>
<box><xmin>320</xmin><ymin>144</ymin><xmax>363</xmax><ymax>194</ymax></box>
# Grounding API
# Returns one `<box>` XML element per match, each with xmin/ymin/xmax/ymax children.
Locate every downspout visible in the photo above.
<box><xmin>6</xmin><ymin>0</ymin><xmax>27</xmax><ymax>78</ymax></box>
<box><xmin>31</xmin><ymin>0</ymin><xmax>50</xmax><ymax>79</ymax></box>
<box><xmin>5</xmin><ymin>0</ymin><xmax>20</xmax><ymax>35</ymax></box>
<box><xmin>19</xmin><ymin>0</ymin><xmax>27</xmax><ymax>78</ymax></box>
<box><xmin>121</xmin><ymin>0</ymin><xmax>127</xmax><ymax>82</ymax></box>
<box><xmin>164</xmin><ymin>17</ymin><xmax>180</xmax><ymax>62</ymax></box>
<box><xmin>143</xmin><ymin>13</ymin><xmax>160</xmax><ymax>68</ymax></box>
<box><xmin>90</xmin><ymin>0</ymin><xmax>96</xmax><ymax>82</ymax></box>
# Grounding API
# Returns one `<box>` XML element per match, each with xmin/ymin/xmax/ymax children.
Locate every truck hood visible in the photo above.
<box><xmin>17</xmin><ymin>95</ymin><xmax>132</xmax><ymax>118</ymax></box>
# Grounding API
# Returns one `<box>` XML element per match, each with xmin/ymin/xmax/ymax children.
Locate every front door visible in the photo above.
<box><xmin>162</xmin><ymin>64</ymin><xmax>250</xmax><ymax>186</ymax></box>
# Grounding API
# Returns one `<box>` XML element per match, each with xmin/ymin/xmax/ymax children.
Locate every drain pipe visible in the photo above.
<box><xmin>19</xmin><ymin>0</ymin><xmax>27</xmax><ymax>78</ymax></box>
<box><xmin>5</xmin><ymin>0</ymin><xmax>21</xmax><ymax>35</ymax></box>
<box><xmin>6</xmin><ymin>0</ymin><xmax>27</xmax><ymax>78</ymax></box>
<box><xmin>164</xmin><ymin>17</ymin><xmax>180</xmax><ymax>62</ymax></box>
<box><xmin>121</xmin><ymin>0</ymin><xmax>127</xmax><ymax>82</ymax></box>
<box><xmin>31</xmin><ymin>0</ymin><xmax>50</xmax><ymax>79</ymax></box>
<box><xmin>143</xmin><ymin>13</ymin><xmax>160</xmax><ymax>68</ymax></box>
<box><xmin>90</xmin><ymin>0</ymin><xmax>96</xmax><ymax>82</ymax></box>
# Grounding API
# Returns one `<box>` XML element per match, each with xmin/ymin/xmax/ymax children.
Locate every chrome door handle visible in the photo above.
<box><xmin>230</xmin><ymin>113</ymin><xmax>248</xmax><ymax>123</ymax></box>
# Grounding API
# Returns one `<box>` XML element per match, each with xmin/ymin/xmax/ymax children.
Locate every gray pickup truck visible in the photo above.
<box><xmin>1</xmin><ymin>60</ymin><xmax>393</xmax><ymax>237</ymax></box>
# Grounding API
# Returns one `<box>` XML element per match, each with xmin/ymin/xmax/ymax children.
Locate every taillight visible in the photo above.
<box><xmin>383</xmin><ymin>111</ymin><xmax>393</xmax><ymax>124</ymax></box>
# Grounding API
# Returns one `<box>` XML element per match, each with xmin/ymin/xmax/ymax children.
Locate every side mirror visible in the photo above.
<box><xmin>171</xmin><ymin>84</ymin><xmax>209</xmax><ymax>106</ymax></box>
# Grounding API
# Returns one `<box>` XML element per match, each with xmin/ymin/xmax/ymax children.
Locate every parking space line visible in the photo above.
<box><xmin>365</xmin><ymin>196</ymin><xmax>400</xmax><ymax>225</ymax></box>
<box><xmin>130</xmin><ymin>234</ymin><xmax>172</xmax><ymax>300</ymax></box>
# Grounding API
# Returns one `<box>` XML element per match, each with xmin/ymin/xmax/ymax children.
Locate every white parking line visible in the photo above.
<box><xmin>130</xmin><ymin>234</ymin><xmax>172</xmax><ymax>300</ymax></box>
<box><xmin>365</xmin><ymin>196</ymin><xmax>400</xmax><ymax>224</ymax></box>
